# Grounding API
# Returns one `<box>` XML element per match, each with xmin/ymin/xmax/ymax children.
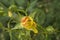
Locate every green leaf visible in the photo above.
<box><xmin>0</xmin><ymin>16</ymin><xmax>9</xmax><ymax>24</ymax></box>
<box><xmin>46</xmin><ymin>26</ymin><xmax>55</xmax><ymax>34</ymax></box>
<box><xmin>15</xmin><ymin>0</ymin><xmax>26</xmax><ymax>6</ymax></box>
<box><xmin>12</xmin><ymin>23</ymin><xmax>23</xmax><ymax>30</ymax></box>
<box><xmin>0</xmin><ymin>23</ymin><xmax>3</xmax><ymax>29</ymax></box>
<box><xmin>29</xmin><ymin>10</ymin><xmax>37</xmax><ymax>19</ymax></box>
<box><xmin>34</xmin><ymin>9</ymin><xmax>45</xmax><ymax>25</ymax></box>
<box><xmin>26</xmin><ymin>0</ymin><xmax>37</xmax><ymax>12</ymax></box>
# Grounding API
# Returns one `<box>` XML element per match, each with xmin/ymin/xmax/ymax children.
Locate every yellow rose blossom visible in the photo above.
<box><xmin>20</xmin><ymin>16</ymin><xmax>38</xmax><ymax>33</ymax></box>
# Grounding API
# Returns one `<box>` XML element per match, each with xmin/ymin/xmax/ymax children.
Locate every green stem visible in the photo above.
<box><xmin>9</xmin><ymin>30</ymin><xmax>12</xmax><ymax>40</ymax></box>
<box><xmin>45</xmin><ymin>33</ymin><xmax>48</xmax><ymax>40</ymax></box>
<box><xmin>37</xmin><ymin>24</ymin><xmax>49</xmax><ymax>40</ymax></box>
<box><xmin>8</xmin><ymin>18</ymin><xmax>12</xmax><ymax>40</ymax></box>
<box><xmin>37</xmin><ymin>24</ymin><xmax>46</xmax><ymax>32</ymax></box>
<box><xmin>18</xmin><ymin>9</ymin><xmax>28</xmax><ymax>16</ymax></box>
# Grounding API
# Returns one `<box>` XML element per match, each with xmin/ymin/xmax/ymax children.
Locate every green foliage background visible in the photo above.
<box><xmin>0</xmin><ymin>0</ymin><xmax>60</xmax><ymax>40</ymax></box>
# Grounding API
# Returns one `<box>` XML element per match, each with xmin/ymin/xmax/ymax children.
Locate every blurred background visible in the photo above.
<box><xmin>0</xmin><ymin>0</ymin><xmax>60</xmax><ymax>40</ymax></box>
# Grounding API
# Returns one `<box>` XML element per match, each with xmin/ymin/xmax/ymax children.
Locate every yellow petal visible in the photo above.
<box><xmin>32</xmin><ymin>27</ymin><xmax>38</xmax><ymax>33</ymax></box>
